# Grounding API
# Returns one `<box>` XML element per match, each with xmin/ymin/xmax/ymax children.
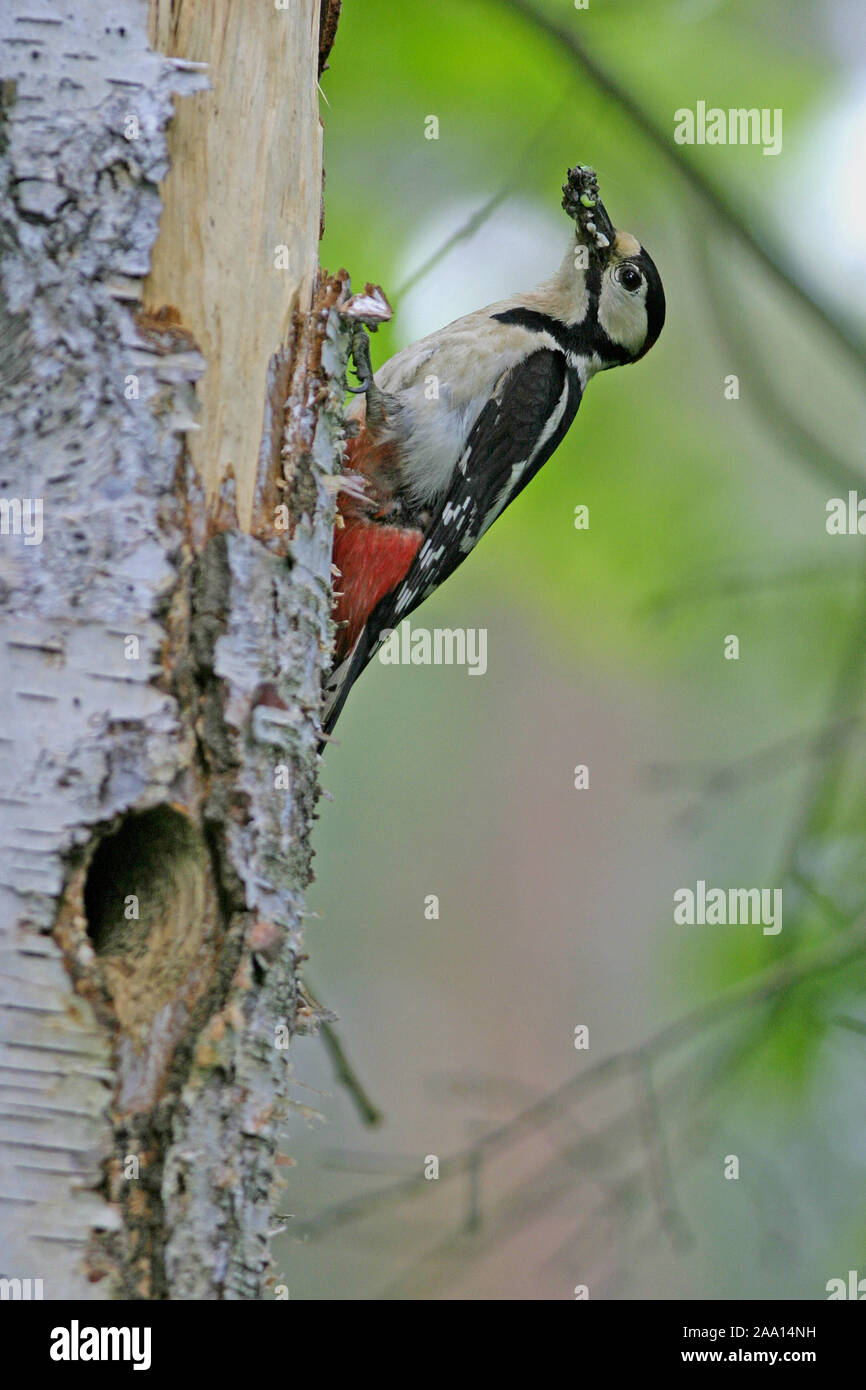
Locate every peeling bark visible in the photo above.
<box><xmin>0</xmin><ymin>0</ymin><xmax>349</xmax><ymax>1299</ymax></box>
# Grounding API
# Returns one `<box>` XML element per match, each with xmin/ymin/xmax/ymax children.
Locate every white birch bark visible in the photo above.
<box><xmin>0</xmin><ymin>0</ymin><xmax>347</xmax><ymax>1299</ymax></box>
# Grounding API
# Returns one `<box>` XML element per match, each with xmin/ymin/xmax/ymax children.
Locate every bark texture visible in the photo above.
<box><xmin>0</xmin><ymin>0</ymin><xmax>348</xmax><ymax>1299</ymax></box>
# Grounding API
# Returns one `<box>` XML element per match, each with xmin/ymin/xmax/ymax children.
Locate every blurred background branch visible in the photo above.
<box><xmin>292</xmin><ymin>0</ymin><xmax>866</xmax><ymax>1299</ymax></box>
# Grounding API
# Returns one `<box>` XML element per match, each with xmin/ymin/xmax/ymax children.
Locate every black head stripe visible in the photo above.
<box><xmin>495</xmin><ymin>246</ymin><xmax>663</xmax><ymax>366</ymax></box>
<box><xmin>634</xmin><ymin>248</ymin><xmax>665</xmax><ymax>359</ymax></box>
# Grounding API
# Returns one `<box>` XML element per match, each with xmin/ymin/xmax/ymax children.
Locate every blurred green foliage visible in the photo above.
<box><xmin>286</xmin><ymin>0</ymin><xmax>866</xmax><ymax>1299</ymax></box>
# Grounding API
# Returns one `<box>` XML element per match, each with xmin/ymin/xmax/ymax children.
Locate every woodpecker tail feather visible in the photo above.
<box><xmin>319</xmin><ymin>625</ymin><xmax>373</xmax><ymax>749</ymax></box>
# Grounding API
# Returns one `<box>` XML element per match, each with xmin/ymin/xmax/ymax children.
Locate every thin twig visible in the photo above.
<box><xmin>694</xmin><ymin>222</ymin><xmax>864</xmax><ymax>492</ymax></box>
<box><xmin>289</xmin><ymin>913</ymin><xmax>866</xmax><ymax>1239</ymax></box>
<box><xmin>831</xmin><ymin>1014</ymin><xmax>866</xmax><ymax>1038</ymax></box>
<box><xmin>499</xmin><ymin>0</ymin><xmax>866</xmax><ymax>370</ymax></box>
<box><xmin>774</xmin><ymin>569</ymin><xmax>866</xmax><ymax>895</ymax></box>
<box><xmin>318</xmin><ymin>1017</ymin><xmax>383</xmax><ymax>1128</ymax></box>
<box><xmin>392</xmin><ymin>86</ymin><xmax>573</xmax><ymax>302</ymax></box>
<box><xmin>642</xmin><ymin>562</ymin><xmax>862</xmax><ymax>622</ymax></box>
<box><xmin>632</xmin><ymin>1054</ymin><xmax>691</xmax><ymax>1250</ymax></box>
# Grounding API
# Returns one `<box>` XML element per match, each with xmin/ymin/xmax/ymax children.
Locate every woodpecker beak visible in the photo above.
<box><xmin>561</xmin><ymin>165</ymin><xmax>617</xmax><ymax>261</ymax></box>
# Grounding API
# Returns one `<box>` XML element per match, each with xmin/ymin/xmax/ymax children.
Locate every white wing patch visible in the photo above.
<box><xmin>471</xmin><ymin>375</ymin><xmax>570</xmax><ymax>546</ymax></box>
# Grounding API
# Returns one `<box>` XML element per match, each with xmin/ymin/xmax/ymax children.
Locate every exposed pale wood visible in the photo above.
<box><xmin>145</xmin><ymin>0</ymin><xmax>324</xmax><ymax>527</ymax></box>
<box><xmin>1</xmin><ymin>0</ymin><xmax>346</xmax><ymax>1298</ymax></box>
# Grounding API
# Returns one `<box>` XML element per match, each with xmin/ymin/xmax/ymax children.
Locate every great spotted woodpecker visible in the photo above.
<box><xmin>323</xmin><ymin>165</ymin><xmax>665</xmax><ymax>738</ymax></box>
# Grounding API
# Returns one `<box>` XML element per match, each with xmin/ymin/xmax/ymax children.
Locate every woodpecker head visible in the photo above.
<box><xmin>561</xmin><ymin>164</ymin><xmax>665</xmax><ymax>368</ymax></box>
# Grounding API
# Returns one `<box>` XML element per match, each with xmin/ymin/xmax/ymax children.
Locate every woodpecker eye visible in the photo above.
<box><xmin>617</xmin><ymin>264</ymin><xmax>642</xmax><ymax>293</ymax></box>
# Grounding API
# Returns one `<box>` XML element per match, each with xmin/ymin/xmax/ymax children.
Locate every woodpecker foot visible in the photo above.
<box><xmin>346</xmin><ymin>323</ymin><xmax>374</xmax><ymax>394</ymax></box>
<box><xmin>346</xmin><ymin>322</ymin><xmax>389</xmax><ymax>429</ymax></box>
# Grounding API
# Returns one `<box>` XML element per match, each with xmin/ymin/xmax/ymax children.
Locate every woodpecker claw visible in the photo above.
<box><xmin>347</xmin><ymin>323</ymin><xmax>374</xmax><ymax>394</ymax></box>
<box><xmin>346</xmin><ymin>323</ymin><xmax>388</xmax><ymax>429</ymax></box>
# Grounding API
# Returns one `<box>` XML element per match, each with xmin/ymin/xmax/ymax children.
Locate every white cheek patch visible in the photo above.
<box><xmin>597</xmin><ymin>276</ymin><xmax>648</xmax><ymax>355</ymax></box>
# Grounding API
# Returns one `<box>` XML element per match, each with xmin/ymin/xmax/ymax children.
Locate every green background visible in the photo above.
<box><xmin>275</xmin><ymin>0</ymin><xmax>866</xmax><ymax>1299</ymax></box>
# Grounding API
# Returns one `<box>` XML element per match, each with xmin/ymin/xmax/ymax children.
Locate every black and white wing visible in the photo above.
<box><xmin>322</xmin><ymin>347</ymin><xmax>581</xmax><ymax>737</ymax></box>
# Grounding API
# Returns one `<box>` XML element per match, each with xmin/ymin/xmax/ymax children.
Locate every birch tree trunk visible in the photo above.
<box><xmin>0</xmin><ymin>0</ymin><xmax>348</xmax><ymax>1299</ymax></box>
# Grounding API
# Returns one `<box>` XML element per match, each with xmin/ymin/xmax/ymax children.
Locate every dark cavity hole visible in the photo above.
<box><xmin>84</xmin><ymin>805</ymin><xmax>203</xmax><ymax>957</ymax></box>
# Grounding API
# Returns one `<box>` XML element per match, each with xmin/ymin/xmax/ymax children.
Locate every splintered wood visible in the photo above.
<box><xmin>145</xmin><ymin>0</ymin><xmax>323</xmax><ymax>527</ymax></box>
